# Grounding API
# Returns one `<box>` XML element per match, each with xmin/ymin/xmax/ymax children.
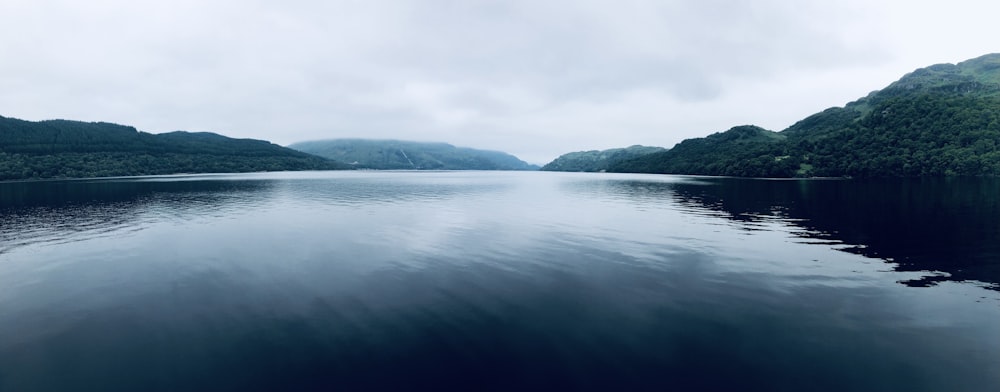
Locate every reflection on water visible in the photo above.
<box><xmin>0</xmin><ymin>177</ymin><xmax>275</xmax><ymax>255</ymax></box>
<box><xmin>662</xmin><ymin>177</ymin><xmax>1000</xmax><ymax>289</ymax></box>
<box><xmin>0</xmin><ymin>171</ymin><xmax>998</xmax><ymax>391</ymax></box>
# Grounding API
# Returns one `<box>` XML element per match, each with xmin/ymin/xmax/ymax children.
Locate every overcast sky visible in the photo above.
<box><xmin>1</xmin><ymin>1</ymin><xmax>998</xmax><ymax>164</ymax></box>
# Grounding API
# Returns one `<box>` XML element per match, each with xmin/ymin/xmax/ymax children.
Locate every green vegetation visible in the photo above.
<box><xmin>610</xmin><ymin>127</ymin><xmax>797</xmax><ymax>177</ymax></box>
<box><xmin>606</xmin><ymin>53</ymin><xmax>1000</xmax><ymax>178</ymax></box>
<box><xmin>0</xmin><ymin>116</ymin><xmax>346</xmax><ymax>181</ymax></box>
<box><xmin>289</xmin><ymin>139</ymin><xmax>538</xmax><ymax>170</ymax></box>
<box><xmin>541</xmin><ymin>145</ymin><xmax>665</xmax><ymax>172</ymax></box>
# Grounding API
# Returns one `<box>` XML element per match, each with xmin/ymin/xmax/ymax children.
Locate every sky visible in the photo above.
<box><xmin>1</xmin><ymin>1</ymin><xmax>998</xmax><ymax>164</ymax></box>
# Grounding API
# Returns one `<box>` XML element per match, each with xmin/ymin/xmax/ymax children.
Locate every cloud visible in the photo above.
<box><xmin>0</xmin><ymin>0</ymin><xmax>997</xmax><ymax>163</ymax></box>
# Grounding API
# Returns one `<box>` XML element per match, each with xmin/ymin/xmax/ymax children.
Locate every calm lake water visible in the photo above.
<box><xmin>0</xmin><ymin>171</ymin><xmax>998</xmax><ymax>391</ymax></box>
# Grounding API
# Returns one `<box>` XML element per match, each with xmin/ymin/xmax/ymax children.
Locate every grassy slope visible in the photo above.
<box><xmin>541</xmin><ymin>145</ymin><xmax>666</xmax><ymax>172</ymax></box>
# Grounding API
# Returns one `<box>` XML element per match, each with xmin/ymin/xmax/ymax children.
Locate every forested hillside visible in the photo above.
<box><xmin>0</xmin><ymin>116</ymin><xmax>346</xmax><ymax>180</ymax></box>
<box><xmin>289</xmin><ymin>139</ymin><xmax>538</xmax><ymax>170</ymax></box>
<box><xmin>540</xmin><ymin>145</ymin><xmax>665</xmax><ymax>172</ymax></box>
<box><xmin>609</xmin><ymin>53</ymin><xmax>1000</xmax><ymax>178</ymax></box>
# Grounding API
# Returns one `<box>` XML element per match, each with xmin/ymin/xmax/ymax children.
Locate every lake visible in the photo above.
<box><xmin>0</xmin><ymin>171</ymin><xmax>998</xmax><ymax>391</ymax></box>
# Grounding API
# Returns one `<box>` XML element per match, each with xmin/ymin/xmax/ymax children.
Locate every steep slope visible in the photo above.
<box><xmin>541</xmin><ymin>145</ymin><xmax>665</xmax><ymax>172</ymax></box>
<box><xmin>611</xmin><ymin>53</ymin><xmax>1000</xmax><ymax>178</ymax></box>
<box><xmin>289</xmin><ymin>139</ymin><xmax>538</xmax><ymax>170</ymax></box>
<box><xmin>0</xmin><ymin>116</ymin><xmax>346</xmax><ymax>180</ymax></box>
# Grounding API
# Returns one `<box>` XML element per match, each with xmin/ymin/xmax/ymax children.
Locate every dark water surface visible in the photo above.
<box><xmin>0</xmin><ymin>171</ymin><xmax>997</xmax><ymax>391</ymax></box>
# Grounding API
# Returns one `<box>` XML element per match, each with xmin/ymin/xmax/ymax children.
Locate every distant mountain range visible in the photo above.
<box><xmin>0</xmin><ymin>117</ymin><xmax>538</xmax><ymax>181</ymax></box>
<box><xmin>0</xmin><ymin>116</ymin><xmax>346</xmax><ymax>181</ymax></box>
<box><xmin>288</xmin><ymin>139</ymin><xmax>538</xmax><ymax>171</ymax></box>
<box><xmin>541</xmin><ymin>145</ymin><xmax>666</xmax><ymax>172</ymax></box>
<box><xmin>587</xmin><ymin>53</ymin><xmax>1000</xmax><ymax>178</ymax></box>
<box><xmin>6</xmin><ymin>54</ymin><xmax>1000</xmax><ymax>181</ymax></box>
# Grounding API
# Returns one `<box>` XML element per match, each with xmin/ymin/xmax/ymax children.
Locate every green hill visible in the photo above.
<box><xmin>610</xmin><ymin>126</ymin><xmax>794</xmax><ymax>177</ymax></box>
<box><xmin>609</xmin><ymin>53</ymin><xmax>1000</xmax><ymax>178</ymax></box>
<box><xmin>540</xmin><ymin>145</ymin><xmax>666</xmax><ymax>172</ymax></box>
<box><xmin>0</xmin><ymin>116</ymin><xmax>347</xmax><ymax>181</ymax></box>
<box><xmin>288</xmin><ymin>139</ymin><xmax>538</xmax><ymax>170</ymax></box>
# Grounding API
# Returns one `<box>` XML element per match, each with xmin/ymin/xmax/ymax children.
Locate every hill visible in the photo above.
<box><xmin>0</xmin><ymin>116</ymin><xmax>346</xmax><ymax>181</ymax></box>
<box><xmin>609</xmin><ymin>53</ymin><xmax>1000</xmax><ymax>178</ymax></box>
<box><xmin>288</xmin><ymin>139</ymin><xmax>538</xmax><ymax>170</ymax></box>
<box><xmin>540</xmin><ymin>145</ymin><xmax>666</xmax><ymax>172</ymax></box>
<box><xmin>610</xmin><ymin>126</ymin><xmax>794</xmax><ymax>177</ymax></box>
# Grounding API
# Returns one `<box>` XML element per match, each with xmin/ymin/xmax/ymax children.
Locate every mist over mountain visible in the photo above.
<box><xmin>289</xmin><ymin>139</ymin><xmax>538</xmax><ymax>171</ymax></box>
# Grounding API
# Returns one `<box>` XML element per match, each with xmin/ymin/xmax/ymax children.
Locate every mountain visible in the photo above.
<box><xmin>288</xmin><ymin>139</ymin><xmax>539</xmax><ymax>170</ymax></box>
<box><xmin>610</xmin><ymin>53</ymin><xmax>1000</xmax><ymax>178</ymax></box>
<box><xmin>0</xmin><ymin>116</ymin><xmax>347</xmax><ymax>181</ymax></box>
<box><xmin>541</xmin><ymin>145</ymin><xmax>666</xmax><ymax>172</ymax></box>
